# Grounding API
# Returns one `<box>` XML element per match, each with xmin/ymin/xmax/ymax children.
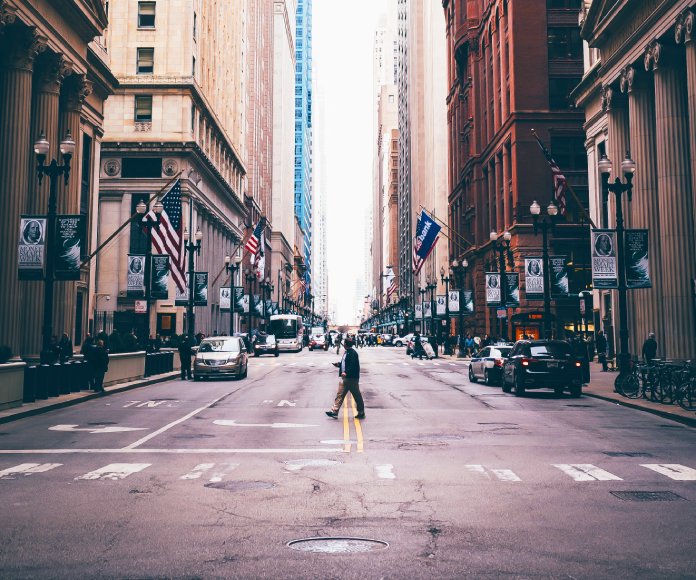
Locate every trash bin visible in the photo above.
<box><xmin>57</xmin><ymin>362</ymin><xmax>71</xmax><ymax>395</ymax></box>
<box><xmin>23</xmin><ymin>365</ymin><xmax>38</xmax><ymax>403</ymax></box>
<box><xmin>36</xmin><ymin>364</ymin><xmax>51</xmax><ymax>399</ymax></box>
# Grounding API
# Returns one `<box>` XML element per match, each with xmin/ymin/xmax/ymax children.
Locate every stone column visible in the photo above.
<box><xmin>0</xmin><ymin>25</ymin><xmax>43</xmax><ymax>356</ymax></box>
<box><xmin>647</xmin><ymin>42</ymin><xmax>695</xmax><ymax>359</ymax></box>
<box><xmin>52</xmin><ymin>74</ymin><xmax>91</xmax><ymax>343</ymax></box>
<box><xmin>21</xmin><ymin>52</ymin><xmax>69</xmax><ymax>357</ymax></box>
<box><xmin>620</xmin><ymin>65</ymin><xmax>663</xmax><ymax>355</ymax></box>
<box><xmin>603</xmin><ymin>85</ymin><xmax>631</xmax><ymax>228</ymax></box>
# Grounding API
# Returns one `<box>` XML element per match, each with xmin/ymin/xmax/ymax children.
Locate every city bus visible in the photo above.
<box><xmin>269</xmin><ymin>314</ymin><xmax>304</xmax><ymax>352</ymax></box>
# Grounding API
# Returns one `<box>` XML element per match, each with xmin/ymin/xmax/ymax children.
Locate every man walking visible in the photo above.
<box><xmin>596</xmin><ymin>330</ymin><xmax>608</xmax><ymax>372</ymax></box>
<box><xmin>178</xmin><ymin>335</ymin><xmax>193</xmax><ymax>380</ymax></box>
<box><xmin>91</xmin><ymin>339</ymin><xmax>109</xmax><ymax>393</ymax></box>
<box><xmin>325</xmin><ymin>335</ymin><xmax>365</xmax><ymax>420</ymax></box>
<box><xmin>642</xmin><ymin>332</ymin><xmax>658</xmax><ymax>363</ymax></box>
<box><xmin>335</xmin><ymin>332</ymin><xmax>343</xmax><ymax>355</ymax></box>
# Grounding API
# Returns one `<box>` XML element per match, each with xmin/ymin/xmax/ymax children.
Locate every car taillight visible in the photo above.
<box><xmin>494</xmin><ymin>358</ymin><xmax>504</xmax><ymax>367</ymax></box>
<box><xmin>521</xmin><ymin>358</ymin><xmax>530</xmax><ymax>367</ymax></box>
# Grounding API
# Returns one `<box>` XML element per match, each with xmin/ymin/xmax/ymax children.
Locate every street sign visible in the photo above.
<box><xmin>135</xmin><ymin>300</ymin><xmax>147</xmax><ymax>313</ymax></box>
<box><xmin>496</xmin><ymin>308</ymin><xmax>507</xmax><ymax>319</ymax></box>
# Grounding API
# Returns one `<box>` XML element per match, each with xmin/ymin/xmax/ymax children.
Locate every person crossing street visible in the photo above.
<box><xmin>325</xmin><ymin>334</ymin><xmax>365</xmax><ymax>420</ymax></box>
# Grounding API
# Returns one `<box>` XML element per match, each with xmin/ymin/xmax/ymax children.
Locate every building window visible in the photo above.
<box><xmin>138</xmin><ymin>2</ymin><xmax>156</xmax><ymax>28</ymax></box>
<box><xmin>191</xmin><ymin>104</ymin><xmax>196</xmax><ymax>133</ymax></box>
<box><xmin>547</xmin><ymin>28</ymin><xmax>582</xmax><ymax>59</ymax></box>
<box><xmin>134</xmin><ymin>95</ymin><xmax>153</xmax><ymax>122</ymax></box>
<box><xmin>193</xmin><ymin>11</ymin><xmax>197</xmax><ymax>40</ymax></box>
<box><xmin>122</xmin><ymin>158</ymin><xmax>162</xmax><ymax>179</ymax></box>
<box><xmin>549</xmin><ymin>77</ymin><xmax>580</xmax><ymax>109</ymax></box>
<box><xmin>129</xmin><ymin>194</ymin><xmax>149</xmax><ymax>254</ymax></box>
<box><xmin>136</xmin><ymin>48</ymin><xmax>154</xmax><ymax>74</ymax></box>
<box><xmin>192</xmin><ymin>55</ymin><xmax>196</xmax><ymax>77</ymax></box>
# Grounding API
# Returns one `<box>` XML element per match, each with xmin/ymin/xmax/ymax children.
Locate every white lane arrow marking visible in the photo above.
<box><xmin>277</xmin><ymin>400</ymin><xmax>296</xmax><ymax>407</ymax></box>
<box><xmin>213</xmin><ymin>420</ymin><xmax>318</xmax><ymax>428</ymax></box>
<box><xmin>49</xmin><ymin>424</ymin><xmax>149</xmax><ymax>434</ymax></box>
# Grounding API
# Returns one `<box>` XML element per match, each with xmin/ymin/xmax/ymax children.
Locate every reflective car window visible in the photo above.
<box><xmin>530</xmin><ymin>343</ymin><xmax>571</xmax><ymax>357</ymax></box>
<box><xmin>199</xmin><ymin>339</ymin><xmax>240</xmax><ymax>353</ymax></box>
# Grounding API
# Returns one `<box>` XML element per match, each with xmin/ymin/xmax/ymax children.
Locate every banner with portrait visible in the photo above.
<box><xmin>591</xmin><ymin>229</ymin><xmax>618</xmax><ymax>289</ymax></box>
<box><xmin>625</xmin><ymin>229</ymin><xmax>652</xmax><ymax>289</ymax></box>
<box><xmin>219</xmin><ymin>287</ymin><xmax>231</xmax><ymax>312</ymax></box>
<box><xmin>54</xmin><ymin>215</ymin><xmax>84</xmax><ymax>280</ymax></box>
<box><xmin>505</xmin><ymin>272</ymin><xmax>520</xmax><ymax>307</ymax></box>
<box><xmin>549</xmin><ymin>256</ymin><xmax>569</xmax><ymax>297</ymax></box>
<box><xmin>150</xmin><ymin>255</ymin><xmax>170</xmax><ymax>299</ymax></box>
<box><xmin>415</xmin><ymin>303</ymin><xmax>423</xmax><ymax>320</ymax></box>
<box><xmin>461</xmin><ymin>290</ymin><xmax>474</xmax><ymax>316</ymax></box>
<box><xmin>448</xmin><ymin>290</ymin><xmax>459</xmax><ymax>313</ymax></box>
<box><xmin>175</xmin><ymin>281</ymin><xmax>189</xmax><ymax>306</ymax></box>
<box><xmin>524</xmin><ymin>257</ymin><xmax>544</xmax><ymax>300</ymax></box>
<box><xmin>436</xmin><ymin>295</ymin><xmax>446</xmax><ymax>316</ymax></box>
<box><xmin>241</xmin><ymin>294</ymin><xmax>250</xmax><ymax>314</ymax></box>
<box><xmin>193</xmin><ymin>272</ymin><xmax>208</xmax><ymax>306</ymax></box>
<box><xmin>485</xmin><ymin>273</ymin><xmax>502</xmax><ymax>307</ymax></box>
<box><xmin>253</xmin><ymin>294</ymin><xmax>263</xmax><ymax>316</ymax></box>
<box><xmin>18</xmin><ymin>216</ymin><xmax>46</xmax><ymax>280</ymax></box>
<box><xmin>265</xmin><ymin>299</ymin><xmax>273</xmax><ymax>317</ymax></box>
<box><xmin>127</xmin><ymin>255</ymin><xmax>145</xmax><ymax>297</ymax></box>
<box><xmin>234</xmin><ymin>287</ymin><xmax>245</xmax><ymax>313</ymax></box>
<box><xmin>423</xmin><ymin>301</ymin><xmax>432</xmax><ymax>319</ymax></box>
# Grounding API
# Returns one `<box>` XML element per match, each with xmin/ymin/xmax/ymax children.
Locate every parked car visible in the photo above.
<box><xmin>193</xmin><ymin>336</ymin><xmax>248</xmax><ymax>380</ymax></box>
<box><xmin>309</xmin><ymin>326</ymin><xmax>328</xmax><ymax>351</ymax></box>
<box><xmin>379</xmin><ymin>333</ymin><xmax>394</xmax><ymax>346</ymax></box>
<box><xmin>392</xmin><ymin>335</ymin><xmax>407</xmax><ymax>347</ymax></box>
<box><xmin>501</xmin><ymin>339</ymin><xmax>582</xmax><ymax>397</ymax></box>
<box><xmin>468</xmin><ymin>345</ymin><xmax>513</xmax><ymax>385</ymax></box>
<box><xmin>253</xmin><ymin>333</ymin><xmax>279</xmax><ymax>357</ymax></box>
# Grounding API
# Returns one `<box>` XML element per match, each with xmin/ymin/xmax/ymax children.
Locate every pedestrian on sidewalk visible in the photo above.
<box><xmin>569</xmin><ymin>331</ymin><xmax>590</xmax><ymax>384</ymax></box>
<box><xmin>81</xmin><ymin>334</ymin><xmax>95</xmax><ymax>389</ymax></box>
<box><xmin>92</xmin><ymin>339</ymin><xmax>109</xmax><ymax>393</ymax></box>
<box><xmin>335</xmin><ymin>332</ymin><xmax>343</xmax><ymax>355</ymax></box>
<box><xmin>596</xmin><ymin>330</ymin><xmax>608</xmax><ymax>372</ymax></box>
<box><xmin>412</xmin><ymin>331</ymin><xmax>426</xmax><ymax>360</ymax></box>
<box><xmin>178</xmin><ymin>335</ymin><xmax>193</xmax><ymax>380</ymax></box>
<box><xmin>326</xmin><ymin>335</ymin><xmax>365</xmax><ymax>420</ymax></box>
<box><xmin>58</xmin><ymin>332</ymin><xmax>73</xmax><ymax>363</ymax></box>
<box><xmin>642</xmin><ymin>332</ymin><xmax>658</xmax><ymax>363</ymax></box>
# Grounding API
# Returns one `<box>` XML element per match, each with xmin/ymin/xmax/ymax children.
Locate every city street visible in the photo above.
<box><xmin>1</xmin><ymin>346</ymin><xmax>695</xmax><ymax>578</ymax></box>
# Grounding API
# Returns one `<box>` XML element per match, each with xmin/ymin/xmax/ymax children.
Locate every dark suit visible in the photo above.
<box><xmin>330</xmin><ymin>346</ymin><xmax>364</xmax><ymax>415</ymax></box>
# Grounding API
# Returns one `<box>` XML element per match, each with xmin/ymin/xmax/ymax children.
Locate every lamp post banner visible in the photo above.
<box><xmin>423</xmin><ymin>301</ymin><xmax>432</xmax><ymax>319</ymax></box>
<box><xmin>127</xmin><ymin>255</ymin><xmax>145</xmax><ymax>297</ymax></box>
<box><xmin>524</xmin><ymin>257</ymin><xmax>544</xmax><ymax>300</ymax></box>
<box><xmin>449</xmin><ymin>291</ymin><xmax>459</xmax><ymax>313</ymax></box>
<box><xmin>505</xmin><ymin>272</ymin><xmax>520</xmax><ymax>307</ymax></box>
<box><xmin>193</xmin><ymin>272</ymin><xmax>208</xmax><ymax>306</ymax></box>
<box><xmin>18</xmin><ymin>216</ymin><xmax>46</xmax><ymax>280</ymax></box>
<box><xmin>485</xmin><ymin>273</ymin><xmax>502</xmax><ymax>306</ymax></box>
<box><xmin>591</xmin><ymin>229</ymin><xmax>618</xmax><ymax>289</ymax></box>
<box><xmin>233</xmin><ymin>287</ymin><xmax>245</xmax><ymax>313</ymax></box>
<box><xmin>175</xmin><ymin>281</ymin><xmax>190</xmax><ymax>305</ymax></box>
<box><xmin>272</xmin><ymin>301</ymin><xmax>279</xmax><ymax>315</ymax></box>
<box><xmin>54</xmin><ymin>215</ymin><xmax>83</xmax><ymax>280</ymax></box>
<box><xmin>150</xmin><ymin>255</ymin><xmax>170</xmax><ymax>299</ymax></box>
<box><xmin>549</xmin><ymin>256</ymin><xmax>569</xmax><ymax>297</ymax></box>
<box><xmin>625</xmin><ymin>229</ymin><xmax>652</xmax><ymax>289</ymax></box>
<box><xmin>462</xmin><ymin>290</ymin><xmax>474</xmax><ymax>316</ymax></box>
<box><xmin>265</xmin><ymin>299</ymin><xmax>273</xmax><ymax>316</ymax></box>
<box><xmin>436</xmin><ymin>295</ymin><xmax>446</xmax><ymax>316</ymax></box>
<box><xmin>241</xmin><ymin>294</ymin><xmax>250</xmax><ymax>314</ymax></box>
<box><xmin>253</xmin><ymin>294</ymin><xmax>263</xmax><ymax>316</ymax></box>
<box><xmin>220</xmin><ymin>287</ymin><xmax>231</xmax><ymax>312</ymax></box>
<box><xmin>415</xmin><ymin>303</ymin><xmax>423</xmax><ymax>319</ymax></box>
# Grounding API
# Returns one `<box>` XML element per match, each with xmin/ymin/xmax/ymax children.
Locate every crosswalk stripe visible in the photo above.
<box><xmin>375</xmin><ymin>464</ymin><xmax>396</xmax><ymax>479</ymax></box>
<box><xmin>0</xmin><ymin>463</ymin><xmax>62</xmax><ymax>479</ymax></box>
<box><xmin>209</xmin><ymin>463</ymin><xmax>239</xmax><ymax>483</ymax></box>
<box><xmin>465</xmin><ymin>464</ymin><xmax>521</xmax><ymax>482</ymax></box>
<box><xmin>641</xmin><ymin>464</ymin><xmax>696</xmax><ymax>481</ymax></box>
<box><xmin>75</xmin><ymin>463</ymin><xmax>151</xmax><ymax>481</ymax></box>
<box><xmin>553</xmin><ymin>464</ymin><xmax>622</xmax><ymax>481</ymax></box>
<box><xmin>180</xmin><ymin>463</ymin><xmax>215</xmax><ymax>480</ymax></box>
<box><xmin>433</xmin><ymin>362</ymin><xmax>440</xmax><ymax>366</ymax></box>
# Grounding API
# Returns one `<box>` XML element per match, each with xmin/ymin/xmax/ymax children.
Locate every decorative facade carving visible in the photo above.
<box><xmin>619</xmin><ymin>65</ymin><xmax>636</xmax><ymax>94</ymax></box>
<box><xmin>103</xmin><ymin>159</ymin><xmax>121</xmax><ymax>177</ymax></box>
<box><xmin>163</xmin><ymin>159</ymin><xmax>179</xmax><ymax>176</ymax></box>
<box><xmin>61</xmin><ymin>74</ymin><xmax>93</xmax><ymax>111</ymax></box>
<box><xmin>675</xmin><ymin>8</ymin><xmax>694</xmax><ymax>45</ymax></box>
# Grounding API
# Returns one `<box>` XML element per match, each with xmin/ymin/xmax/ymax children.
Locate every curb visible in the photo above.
<box><xmin>0</xmin><ymin>371</ymin><xmax>180</xmax><ymax>425</ymax></box>
<box><xmin>583</xmin><ymin>390</ymin><xmax>696</xmax><ymax>428</ymax></box>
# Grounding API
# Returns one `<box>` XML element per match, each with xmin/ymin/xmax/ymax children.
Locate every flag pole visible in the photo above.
<box><xmin>417</xmin><ymin>205</ymin><xmax>474</xmax><ymax>250</ymax></box>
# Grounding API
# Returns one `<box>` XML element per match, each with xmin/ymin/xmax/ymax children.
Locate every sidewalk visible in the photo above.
<box><xmin>0</xmin><ymin>371</ymin><xmax>180</xmax><ymax>425</ymax></box>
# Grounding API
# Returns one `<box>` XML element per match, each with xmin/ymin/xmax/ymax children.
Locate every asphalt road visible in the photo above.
<box><xmin>1</xmin><ymin>346</ymin><xmax>695</xmax><ymax>579</ymax></box>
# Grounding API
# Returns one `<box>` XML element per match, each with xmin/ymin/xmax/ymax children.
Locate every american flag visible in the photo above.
<box><xmin>412</xmin><ymin>236</ymin><xmax>440</xmax><ymax>275</ymax></box>
<box><xmin>296</xmin><ymin>277</ymin><xmax>306</xmax><ymax>301</ymax></box>
<box><xmin>244</xmin><ymin>218</ymin><xmax>266</xmax><ymax>255</ymax></box>
<box><xmin>145</xmin><ymin>180</ymin><xmax>186</xmax><ymax>292</ymax></box>
<box><xmin>533</xmin><ymin>131</ymin><xmax>568</xmax><ymax>216</ymax></box>
<box><xmin>387</xmin><ymin>277</ymin><xmax>398</xmax><ymax>300</ymax></box>
<box><xmin>251</xmin><ymin>232</ymin><xmax>265</xmax><ymax>279</ymax></box>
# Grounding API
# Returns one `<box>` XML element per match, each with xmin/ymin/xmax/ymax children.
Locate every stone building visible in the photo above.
<box><xmin>442</xmin><ymin>0</ymin><xmax>591</xmax><ymax>341</ymax></box>
<box><xmin>574</xmin><ymin>0</ymin><xmax>696</xmax><ymax>359</ymax></box>
<box><xmin>96</xmin><ymin>0</ymin><xmax>247</xmax><ymax>341</ymax></box>
<box><xmin>0</xmin><ymin>0</ymin><xmax>116</xmax><ymax>359</ymax></box>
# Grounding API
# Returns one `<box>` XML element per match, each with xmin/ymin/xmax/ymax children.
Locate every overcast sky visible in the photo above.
<box><xmin>314</xmin><ymin>0</ymin><xmax>386</xmax><ymax>325</ymax></box>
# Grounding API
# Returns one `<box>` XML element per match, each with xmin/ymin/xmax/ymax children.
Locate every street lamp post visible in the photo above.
<box><xmin>136</xmin><ymin>199</ymin><xmax>163</xmax><ymax>347</ymax></box>
<box><xmin>245</xmin><ymin>269</ymin><xmax>256</xmax><ymax>334</ymax></box>
<box><xmin>184</xmin><ymin>225</ymin><xmax>203</xmax><ymax>343</ymax></box>
<box><xmin>440</xmin><ymin>266</ymin><xmax>453</xmax><ymax>354</ymax></box>
<box><xmin>224</xmin><ymin>254</ymin><xmax>242</xmax><ymax>336</ymax></box>
<box><xmin>598</xmin><ymin>152</ymin><xmax>636</xmax><ymax>378</ymax></box>
<box><xmin>418</xmin><ymin>286</ymin><xmax>426</xmax><ymax>333</ymax></box>
<box><xmin>490</xmin><ymin>230</ymin><xmax>512</xmax><ymax>340</ymax></box>
<box><xmin>426</xmin><ymin>277</ymin><xmax>437</xmax><ymax>338</ymax></box>
<box><xmin>33</xmin><ymin>130</ymin><xmax>76</xmax><ymax>358</ymax></box>
<box><xmin>259</xmin><ymin>277</ymin><xmax>273</xmax><ymax>329</ymax></box>
<box><xmin>530</xmin><ymin>200</ymin><xmax>559</xmax><ymax>339</ymax></box>
<box><xmin>451</xmin><ymin>258</ymin><xmax>468</xmax><ymax>355</ymax></box>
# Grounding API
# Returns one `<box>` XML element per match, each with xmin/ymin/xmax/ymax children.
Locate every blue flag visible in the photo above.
<box><xmin>412</xmin><ymin>210</ymin><xmax>441</xmax><ymax>274</ymax></box>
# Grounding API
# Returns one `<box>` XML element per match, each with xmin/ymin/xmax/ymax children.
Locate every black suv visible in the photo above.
<box><xmin>501</xmin><ymin>339</ymin><xmax>582</xmax><ymax>397</ymax></box>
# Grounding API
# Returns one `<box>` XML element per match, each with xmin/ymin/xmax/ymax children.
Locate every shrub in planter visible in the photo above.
<box><xmin>0</xmin><ymin>345</ymin><xmax>12</xmax><ymax>364</ymax></box>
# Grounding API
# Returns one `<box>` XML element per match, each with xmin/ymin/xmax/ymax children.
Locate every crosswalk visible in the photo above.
<box><xmin>1</xmin><ymin>461</ymin><xmax>695</xmax><ymax>484</ymax></box>
<box><xmin>253</xmin><ymin>359</ymin><xmax>468</xmax><ymax>368</ymax></box>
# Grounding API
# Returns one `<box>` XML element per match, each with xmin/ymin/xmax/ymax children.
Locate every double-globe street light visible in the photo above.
<box><xmin>530</xmin><ymin>200</ymin><xmax>559</xmax><ymax>339</ymax></box>
<box><xmin>135</xmin><ymin>199</ymin><xmax>163</xmax><ymax>346</ymax></box>
<box><xmin>440</xmin><ymin>266</ymin><xmax>453</xmax><ymax>354</ymax></box>
<box><xmin>33</xmin><ymin>130</ymin><xmax>76</xmax><ymax>358</ymax></box>
<box><xmin>426</xmin><ymin>277</ymin><xmax>437</xmax><ymax>338</ymax></box>
<box><xmin>598</xmin><ymin>152</ymin><xmax>636</xmax><ymax>379</ymax></box>
<box><xmin>418</xmin><ymin>286</ymin><xmax>427</xmax><ymax>333</ymax></box>
<box><xmin>244</xmin><ymin>269</ymin><xmax>256</xmax><ymax>334</ymax></box>
<box><xmin>224</xmin><ymin>254</ymin><xmax>242</xmax><ymax>337</ymax></box>
<box><xmin>184</xmin><ymin>226</ymin><xmax>203</xmax><ymax>343</ymax></box>
<box><xmin>259</xmin><ymin>277</ymin><xmax>274</xmax><ymax>329</ymax></box>
<box><xmin>451</xmin><ymin>258</ymin><xmax>469</xmax><ymax>356</ymax></box>
<box><xmin>489</xmin><ymin>230</ymin><xmax>512</xmax><ymax>340</ymax></box>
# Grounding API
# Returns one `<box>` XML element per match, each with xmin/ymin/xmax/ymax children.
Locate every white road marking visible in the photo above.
<box><xmin>122</xmin><ymin>400</ymin><xmax>177</xmax><ymax>408</ymax></box>
<box><xmin>449</xmin><ymin>363</ymin><xmax>456</xmax><ymax>366</ymax></box>
<box><xmin>375</xmin><ymin>464</ymin><xmax>396</xmax><ymax>479</ymax></box>
<box><xmin>122</xmin><ymin>392</ymin><xmax>231</xmax><ymax>450</ymax></box>
<box><xmin>180</xmin><ymin>463</ymin><xmax>215</xmax><ymax>480</ymax></box>
<box><xmin>553</xmin><ymin>464</ymin><xmax>622</xmax><ymax>482</ymax></box>
<box><xmin>490</xmin><ymin>468</ymin><xmax>522</xmax><ymax>482</ymax></box>
<box><xmin>433</xmin><ymin>362</ymin><xmax>440</xmax><ymax>366</ymax></box>
<box><xmin>263</xmin><ymin>400</ymin><xmax>274</xmax><ymax>403</ymax></box>
<box><xmin>641</xmin><ymin>464</ymin><xmax>696</xmax><ymax>481</ymax></box>
<box><xmin>214</xmin><ymin>420</ymin><xmax>317</xmax><ymax>428</ymax></box>
<box><xmin>49</xmin><ymin>424</ymin><xmax>148</xmax><ymax>434</ymax></box>
<box><xmin>209</xmin><ymin>463</ymin><xmax>239</xmax><ymax>482</ymax></box>
<box><xmin>75</xmin><ymin>463</ymin><xmax>151</xmax><ymax>481</ymax></box>
<box><xmin>417</xmin><ymin>362</ymin><xmax>425</xmax><ymax>366</ymax></box>
<box><xmin>0</xmin><ymin>448</ymin><xmax>343</xmax><ymax>454</ymax></box>
<box><xmin>0</xmin><ymin>463</ymin><xmax>62</xmax><ymax>479</ymax></box>
<box><xmin>465</xmin><ymin>464</ymin><xmax>489</xmax><ymax>478</ymax></box>
<box><xmin>277</xmin><ymin>400</ymin><xmax>296</xmax><ymax>407</ymax></box>
<box><xmin>284</xmin><ymin>459</ymin><xmax>340</xmax><ymax>471</ymax></box>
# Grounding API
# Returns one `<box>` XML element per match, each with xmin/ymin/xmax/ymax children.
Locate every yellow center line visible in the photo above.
<box><xmin>350</xmin><ymin>395</ymin><xmax>364</xmax><ymax>453</ymax></box>
<box><xmin>342</xmin><ymin>397</ymin><xmax>351</xmax><ymax>453</ymax></box>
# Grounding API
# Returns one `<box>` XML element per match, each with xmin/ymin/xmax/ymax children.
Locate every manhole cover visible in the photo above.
<box><xmin>287</xmin><ymin>537</ymin><xmax>388</xmax><ymax>553</ymax></box>
<box><xmin>603</xmin><ymin>452</ymin><xmax>653</xmax><ymax>458</ymax></box>
<box><xmin>204</xmin><ymin>481</ymin><xmax>274</xmax><ymax>491</ymax></box>
<box><xmin>610</xmin><ymin>491</ymin><xmax>686</xmax><ymax>502</ymax></box>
